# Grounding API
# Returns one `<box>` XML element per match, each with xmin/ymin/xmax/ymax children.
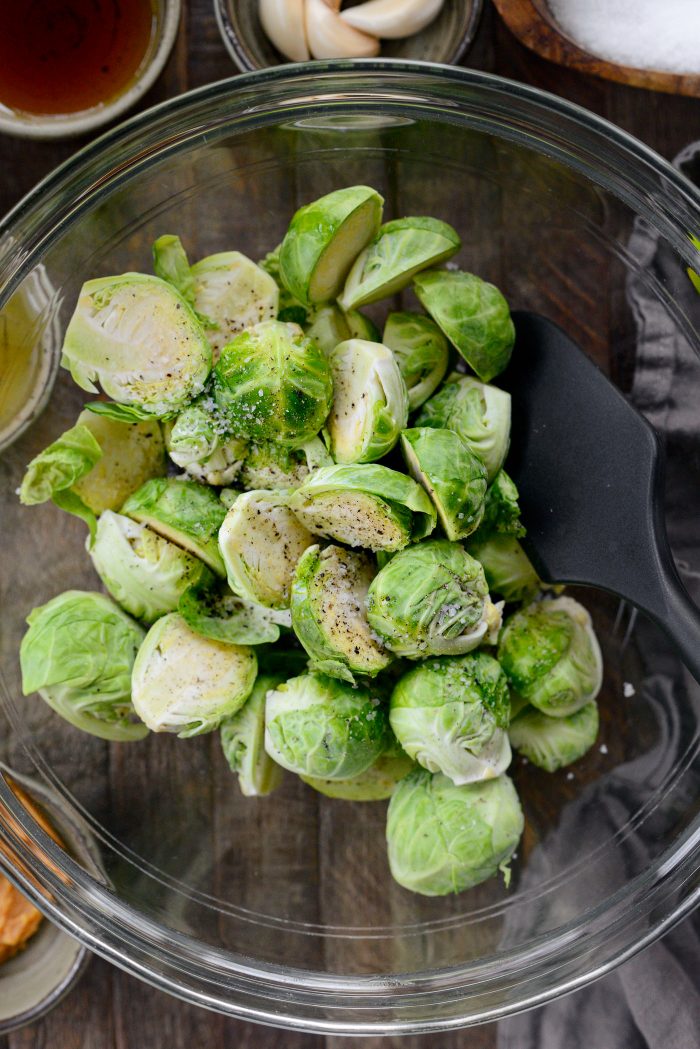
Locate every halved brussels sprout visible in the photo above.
<box><xmin>389</xmin><ymin>652</ymin><xmax>511</xmax><ymax>784</ymax></box>
<box><xmin>19</xmin><ymin>411</ymin><xmax>166</xmax><ymax>538</ymax></box>
<box><xmin>304</xmin><ymin>303</ymin><xmax>379</xmax><ymax>355</ymax></box>
<box><xmin>218</xmin><ymin>490</ymin><xmax>315</xmax><ymax>609</ymax></box>
<box><xmin>121</xmin><ymin>477</ymin><xmax>227</xmax><ymax>576</ymax></box>
<box><xmin>20</xmin><ymin>590</ymin><xmax>147</xmax><ymax>742</ymax></box>
<box><xmin>416</xmin><ymin>372</ymin><xmax>511</xmax><ymax>481</ymax></box>
<box><xmin>131</xmin><ymin>612</ymin><xmax>256</xmax><ymax>736</ymax></box>
<box><xmin>413</xmin><ymin>269</ymin><xmax>515</xmax><ymax>383</ymax></box>
<box><xmin>382</xmin><ymin>311</ymin><xmax>449</xmax><ymax>411</ymax></box>
<box><xmin>326</xmin><ymin>339</ymin><xmax>408</xmax><ymax>464</ymax></box>
<box><xmin>401</xmin><ymin>427</ymin><xmax>487</xmax><ymax>541</ymax></box>
<box><xmin>289</xmin><ymin>464</ymin><xmax>436</xmax><ymax>552</ymax></box>
<box><xmin>164</xmin><ymin>400</ymin><xmax>247</xmax><ymax>486</ymax></box>
<box><xmin>60</xmin><ymin>273</ymin><xmax>211</xmax><ymax>415</ymax></box>
<box><xmin>340</xmin><ymin>217</ymin><xmax>461</xmax><ymax>310</ymax></box>
<box><xmin>366</xmin><ymin>539</ymin><xmax>501</xmax><ymax>658</ymax></box>
<box><xmin>153</xmin><ymin>236</ymin><xmax>279</xmax><ymax>357</ymax></box>
<box><xmin>291</xmin><ymin>544</ymin><xmax>393</xmax><ymax>682</ymax></box>
<box><xmin>509</xmin><ymin>701</ymin><xmax>599</xmax><ymax>772</ymax></box>
<box><xmin>213</xmin><ymin>320</ymin><xmax>333</xmax><ymax>446</ymax></box>
<box><xmin>498</xmin><ymin>596</ymin><xmax>603</xmax><ymax>717</ymax></box>
<box><xmin>178</xmin><ymin>578</ymin><xmax>288</xmax><ymax>646</ymax></box>
<box><xmin>220</xmin><ymin>674</ymin><xmax>285</xmax><ymax>796</ymax></box>
<box><xmin>467</xmin><ymin>534</ymin><xmax>541</xmax><ymax>603</ymax></box>
<box><xmin>476</xmin><ymin>469</ymin><xmax>525</xmax><ymax>539</ymax></box>
<box><xmin>386</xmin><ymin>769</ymin><xmax>524</xmax><ymax>896</ymax></box>
<box><xmin>279</xmin><ymin>185</ymin><xmax>384</xmax><ymax>305</ymax></box>
<box><xmin>301</xmin><ymin>737</ymin><xmax>415</xmax><ymax>800</ymax></box>
<box><xmin>264</xmin><ymin>672</ymin><xmax>388</xmax><ymax>779</ymax></box>
<box><xmin>239</xmin><ymin>437</ymin><xmax>331</xmax><ymax>492</ymax></box>
<box><xmin>89</xmin><ymin>511</ymin><xmax>208</xmax><ymax>624</ymax></box>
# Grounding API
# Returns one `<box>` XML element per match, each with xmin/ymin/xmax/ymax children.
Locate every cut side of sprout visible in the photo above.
<box><xmin>291</xmin><ymin>490</ymin><xmax>412</xmax><ymax>551</ymax></box>
<box><xmin>189</xmin><ymin>252</ymin><xmax>279</xmax><ymax>357</ymax></box>
<box><xmin>327</xmin><ymin>339</ymin><xmax>408</xmax><ymax>464</ymax></box>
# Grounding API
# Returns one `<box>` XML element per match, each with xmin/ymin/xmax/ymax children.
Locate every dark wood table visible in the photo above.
<box><xmin>1</xmin><ymin>2</ymin><xmax>698</xmax><ymax>1046</ymax></box>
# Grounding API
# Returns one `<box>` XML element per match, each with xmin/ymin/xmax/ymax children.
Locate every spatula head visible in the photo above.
<box><xmin>502</xmin><ymin>311</ymin><xmax>664</xmax><ymax>605</ymax></box>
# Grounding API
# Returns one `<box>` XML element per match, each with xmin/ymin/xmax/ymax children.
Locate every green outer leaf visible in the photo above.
<box><xmin>327</xmin><ymin>339</ymin><xmax>408</xmax><ymax>464</ymax></box>
<box><xmin>220</xmin><ymin>673</ymin><xmax>285</xmax><ymax>796</ymax></box>
<box><xmin>382</xmin><ymin>311</ymin><xmax>449</xmax><ymax>411</ymax></box>
<box><xmin>340</xmin><ymin>216</ymin><xmax>460</xmax><ymax>310</ymax></box>
<box><xmin>131</xmin><ymin>612</ymin><xmax>257</xmax><ymax>737</ymax></box>
<box><xmin>386</xmin><ymin>769</ymin><xmax>524</xmax><ymax>896</ymax></box>
<box><xmin>466</xmin><ymin>534</ymin><xmax>540</xmax><ymax>602</ymax></box>
<box><xmin>401</xmin><ymin>427</ymin><xmax>487</xmax><ymax>541</ymax></box>
<box><xmin>121</xmin><ymin>477</ymin><xmax>227</xmax><ymax>577</ymax></box>
<box><xmin>366</xmin><ymin>539</ymin><xmax>490</xmax><ymax>659</ymax></box>
<box><xmin>178</xmin><ymin>578</ymin><xmax>282</xmax><ymax>645</ymax></box>
<box><xmin>85</xmin><ymin>401</ymin><xmax>177</xmax><ymax>423</ymax></box>
<box><xmin>414</xmin><ymin>269</ymin><xmax>515</xmax><ymax>382</ymax></box>
<box><xmin>264</xmin><ymin>672</ymin><xmax>388</xmax><ymax>780</ymax></box>
<box><xmin>279</xmin><ymin>186</ymin><xmax>383</xmax><ymax>305</ymax></box>
<box><xmin>473</xmin><ymin>470</ymin><xmax>525</xmax><ymax>540</ymax></box>
<box><xmin>52</xmin><ymin>489</ymin><xmax>98</xmax><ymax>544</ymax></box>
<box><xmin>509</xmin><ymin>701</ymin><xmax>599</xmax><ymax>772</ymax></box>
<box><xmin>416</xmin><ymin>373</ymin><xmax>511</xmax><ymax>481</ymax></box>
<box><xmin>259</xmin><ymin>244</ymin><xmax>309</xmax><ymax>323</ymax></box>
<box><xmin>19</xmin><ymin>423</ymin><xmax>102</xmax><ymax>505</ymax></box>
<box><xmin>152</xmin><ymin>234</ymin><xmax>195</xmax><ymax>304</ymax></box>
<box><xmin>213</xmin><ymin>319</ymin><xmax>333</xmax><ymax>446</ymax></box>
<box><xmin>20</xmin><ymin>590</ymin><xmax>147</xmax><ymax>742</ymax></box>
<box><xmin>290</xmin><ymin>544</ymin><xmax>392</xmax><ymax>681</ymax></box>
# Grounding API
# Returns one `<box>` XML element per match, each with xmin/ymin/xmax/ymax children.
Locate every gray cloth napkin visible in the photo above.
<box><xmin>498</xmin><ymin>143</ymin><xmax>700</xmax><ymax>1049</ymax></box>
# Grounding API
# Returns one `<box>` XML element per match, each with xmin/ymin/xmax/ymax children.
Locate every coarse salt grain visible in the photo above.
<box><xmin>599</xmin><ymin>743</ymin><xmax>609</xmax><ymax>755</ymax></box>
<box><xmin>548</xmin><ymin>0</ymin><xmax>700</xmax><ymax>75</ymax></box>
<box><xmin>623</xmin><ymin>681</ymin><xmax>636</xmax><ymax>698</ymax></box>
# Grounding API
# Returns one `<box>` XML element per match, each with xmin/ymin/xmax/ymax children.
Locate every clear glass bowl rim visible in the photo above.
<box><xmin>2</xmin><ymin>60</ymin><xmax>700</xmax><ymax>1034</ymax></box>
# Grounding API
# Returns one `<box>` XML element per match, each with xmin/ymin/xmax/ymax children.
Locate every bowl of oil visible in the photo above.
<box><xmin>0</xmin><ymin>0</ymin><xmax>181</xmax><ymax>139</ymax></box>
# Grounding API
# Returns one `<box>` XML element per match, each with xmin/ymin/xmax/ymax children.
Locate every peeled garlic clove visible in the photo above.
<box><xmin>259</xmin><ymin>0</ymin><xmax>310</xmax><ymax>61</ymax></box>
<box><xmin>306</xmin><ymin>0</ymin><xmax>380</xmax><ymax>57</ymax></box>
<box><xmin>340</xmin><ymin>0</ymin><xmax>444</xmax><ymax>39</ymax></box>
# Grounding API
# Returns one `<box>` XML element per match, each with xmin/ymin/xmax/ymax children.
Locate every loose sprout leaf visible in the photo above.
<box><xmin>340</xmin><ymin>216</ymin><xmax>460</xmax><ymax>310</ymax></box>
<box><xmin>179</xmin><ymin>579</ymin><xmax>283</xmax><ymax>645</ymax></box>
<box><xmin>85</xmin><ymin>401</ymin><xmax>177</xmax><ymax>423</ymax></box>
<box><xmin>475</xmin><ymin>469</ymin><xmax>525</xmax><ymax>540</ymax></box>
<box><xmin>220</xmin><ymin>674</ymin><xmax>285</xmax><ymax>797</ymax></box>
<box><xmin>467</xmin><ymin>534</ymin><xmax>541</xmax><ymax>603</ymax></box>
<box><xmin>52</xmin><ymin>489</ymin><xmax>98</xmax><ymax>544</ymax></box>
<box><xmin>382</xmin><ymin>311</ymin><xmax>449</xmax><ymax>411</ymax></box>
<box><xmin>413</xmin><ymin>269</ymin><xmax>515</xmax><ymax>383</ymax></box>
<box><xmin>152</xmin><ymin>234</ymin><xmax>196</xmax><ymax>305</ymax></box>
<box><xmin>279</xmin><ymin>186</ymin><xmax>384</xmax><ymax>305</ymax></box>
<box><xmin>19</xmin><ymin>423</ymin><xmax>102</xmax><ymax>505</ymax></box>
<box><xmin>509</xmin><ymin>701</ymin><xmax>599</xmax><ymax>772</ymax></box>
<box><xmin>259</xmin><ymin>244</ymin><xmax>310</xmax><ymax>324</ymax></box>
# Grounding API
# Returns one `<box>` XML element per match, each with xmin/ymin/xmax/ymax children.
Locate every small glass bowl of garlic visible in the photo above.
<box><xmin>214</xmin><ymin>0</ymin><xmax>482</xmax><ymax>69</ymax></box>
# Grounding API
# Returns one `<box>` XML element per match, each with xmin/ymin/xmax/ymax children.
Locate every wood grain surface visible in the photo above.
<box><xmin>1</xmin><ymin>2</ymin><xmax>699</xmax><ymax>1047</ymax></box>
<box><xmin>493</xmin><ymin>0</ymin><xmax>700</xmax><ymax>97</ymax></box>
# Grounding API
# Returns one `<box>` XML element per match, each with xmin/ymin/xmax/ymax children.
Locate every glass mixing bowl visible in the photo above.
<box><xmin>1</xmin><ymin>61</ymin><xmax>700</xmax><ymax>1034</ymax></box>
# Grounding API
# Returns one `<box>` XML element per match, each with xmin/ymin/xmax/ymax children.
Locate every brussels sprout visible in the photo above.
<box><xmin>340</xmin><ymin>217</ymin><xmax>461</xmax><ymax>310</ymax></box>
<box><xmin>400</xmin><ymin>427</ymin><xmax>487</xmax><ymax>541</ymax></box>
<box><xmin>178</xmin><ymin>577</ymin><xmax>288</xmax><ymax>645</ymax></box>
<box><xmin>121</xmin><ymin>477</ymin><xmax>227</xmax><ymax>576</ymax></box>
<box><xmin>498</xmin><ymin>596</ymin><xmax>603</xmax><ymax>717</ymax></box>
<box><xmin>218</xmin><ymin>490</ymin><xmax>315</xmax><ymax>609</ymax></box>
<box><xmin>301</xmin><ymin>737</ymin><xmax>415</xmax><ymax>800</ymax></box>
<box><xmin>153</xmin><ymin>236</ymin><xmax>279</xmax><ymax>358</ymax></box>
<box><xmin>213</xmin><ymin>320</ymin><xmax>333</xmax><ymax>446</ymax></box>
<box><xmin>476</xmin><ymin>470</ymin><xmax>525</xmax><ymax>539</ymax></box>
<box><xmin>89</xmin><ymin>511</ymin><xmax>208</xmax><ymax>623</ymax></box>
<box><xmin>467</xmin><ymin>534</ymin><xmax>541</xmax><ymax>603</ymax></box>
<box><xmin>382</xmin><ymin>311</ymin><xmax>449</xmax><ymax>411</ymax></box>
<box><xmin>264</xmin><ymin>672</ymin><xmax>388</xmax><ymax>779</ymax></box>
<box><xmin>60</xmin><ymin>273</ymin><xmax>211</xmax><ymax>415</ymax></box>
<box><xmin>279</xmin><ymin>185</ymin><xmax>384</xmax><ymax>305</ymax></box>
<box><xmin>164</xmin><ymin>399</ymin><xmax>248</xmax><ymax>486</ymax></box>
<box><xmin>386</xmin><ymin>769</ymin><xmax>524</xmax><ymax>896</ymax></box>
<box><xmin>509</xmin><ymin>701</ymin><xmax>599</xmax><ymax>772</ymax></box>
<box><xmin>259</xmin><ymin>245</ymin><xmax>308</xmax><ymax>325</ymax></box>
<box><xmin>304</xmin><ymin>304</ymin><xmax>380</xmax><ymax>355</ymax></box>
<box><xmin>326</xmin><ymin>339</ymin><xmax>408</xmax><ymax>464</ymax></box>
<box><xmin>389</xmin><ymin>652</ymin><xmax>511</xmax><ymax>784</ymax></box>
<box><xmin>416</xmin><ymin>373</ymin><xmax>511</xmax><ymax>481</ymax></box>
<box><xmin>239</xmin><ymin>437</ymin><xmax>331</xmax><ymax>492</ymax></box>
<box><xmin>20</xmin><ymin>590</ymin><xmax>147</xmax><ymax>741</ymax></box>
<box><xmin>220</xmin><ymin>674</ymin><xmax>285</xmax><ymax>796</ymax></box>
<box><xmin>413</xmin><ymin>270</ymin><xmax>515</xmax><ymax>383</ymax></box>
<box><xmin>289</xmin><ymin>464</ymin><xmax>436</xmax><ymax>552</ymax></box>
<box><xmin>131</xmin><ymin>612</ymin><xmax>256</xmax><ymax>736</ymax></box>
<box><xmin>366</xmin><ymin>540</ymin><xmax>501</xmax><ymax>658</ymax></box>
<box><xmin>290</xmin><ymin>544</ymin><xmax>393</xmax><ymax>682</ymax></box>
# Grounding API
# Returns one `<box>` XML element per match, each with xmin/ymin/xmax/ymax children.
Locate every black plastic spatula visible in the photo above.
<box><xmin>503</xmin><ymin>310</ymin><xmax>700</xmax><ymax>681</ymax></box>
